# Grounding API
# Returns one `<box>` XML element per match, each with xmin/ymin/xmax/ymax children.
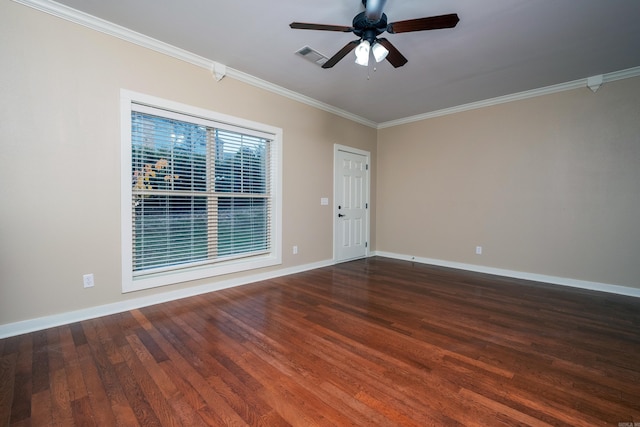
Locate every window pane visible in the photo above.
<box><xmin>218</xmin><ymin>197</ymin><xmax>269</xmax><ymax>257</ymax></box>
<box><xmin>214</xmin><ymin>130</ymin><xmax>267</xmax><ymax>194</ymax></box>
<box><xmin>133</xmin><ymin>195</ymin><xmax>208</xmax><ymax>271</ymax></box>
<box><xmin>130</xmin><ymin>109</ymin><xmax>273</xmax><ymax>276</ymax></box>
<box><xmin>132</xmin><ymin>112</ymin><xmax>208</xmax><ymax>193</ymax></box>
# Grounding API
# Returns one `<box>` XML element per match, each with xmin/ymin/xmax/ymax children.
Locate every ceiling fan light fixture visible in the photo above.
<box><xmin>354</xmin><ymin>40</ymin><xmax>370</xmax><ymax>66</ymax></box>
<box><xmin>372</xmin><ymin>42</ymin><xmax>389</xmax><ymax>63</ymax></box>
<box><xmin>291</xmin><ymin>3</ymin><xmax>460</xmax><ymax>69</ymax></box>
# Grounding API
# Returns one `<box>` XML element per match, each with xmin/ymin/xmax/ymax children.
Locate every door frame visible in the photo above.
<box><xmin>333</xmin><ymin>144</ymin><xmax>371</xmax><ymax>263</ymax></box>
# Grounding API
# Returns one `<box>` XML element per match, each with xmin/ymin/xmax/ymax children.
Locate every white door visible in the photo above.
<box><xmin>334</xmin><ymin>145</ymin><xmax>370</xmax><ymax>262</ymax></box>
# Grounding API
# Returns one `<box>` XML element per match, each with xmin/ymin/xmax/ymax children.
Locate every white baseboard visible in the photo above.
<box><xmin>0</xmin><ymin>259</ymin><xmax>335</xmax><ymax>339</ymax></box>
<box><xmin>3</xmin><ymin>254</ymin><xmax>637</xmax><ymax>339</ymax></box>
<box><xmin>372</xmin><ymin>251</ymin><xmax>640</xmax><ymax>298</ymax></box>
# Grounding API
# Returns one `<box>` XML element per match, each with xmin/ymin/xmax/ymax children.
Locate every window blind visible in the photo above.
<box><xmin>131</xmin><ymin>110</ymin><xmax>272</xmax><ymax>277</ymax></box>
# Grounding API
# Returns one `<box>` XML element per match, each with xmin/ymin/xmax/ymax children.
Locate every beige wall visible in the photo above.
<box><xmin>377</xmin><ymin>77</ymin><xmax>640</xmax><ymax>288</ymax></box>
<box><xmin>0</xmin><ymin>1</ymin><xmax>377</xmax><ymax>326</ymax></box>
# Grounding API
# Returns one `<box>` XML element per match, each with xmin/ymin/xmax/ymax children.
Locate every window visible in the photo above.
<box><xmin>121</xmin><ymin>91</ymin><xmax>281</xmax><ymax>292</ymax></box>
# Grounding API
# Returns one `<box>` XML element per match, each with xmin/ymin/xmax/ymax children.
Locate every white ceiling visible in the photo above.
<box><xmin>51</xmin><ymin>0</ymin><xmax>640</xmax><ymax>124</ymax></box>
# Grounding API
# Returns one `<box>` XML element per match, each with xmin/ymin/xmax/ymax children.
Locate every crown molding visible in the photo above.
<box><xmin>12</xmin><ymin>0</ymin><xmax>212</xmax><ymax>69</ymax></box>
<box><xmin>602</xmin><ymin>66</ymin><xmax>640</xmax><ymax>83</ymax></box>
<box><xmin>11</xmin><ymin>0</ymin><xmax>640</xmax><ymax>131</ymax></box>
<box><xmin>225</xmin><ymin>68</ymin><xmax>378</xmax><ymax>128</ymax></box>
<box><xmin>11</xmin><ymin>0</ymin><xmax>378</xmax><ymax>129</ymax></box>
<box><xmin>378</xmin><ymin>66</ymin><xmax>640</xmax><ymax>129</ymax></box>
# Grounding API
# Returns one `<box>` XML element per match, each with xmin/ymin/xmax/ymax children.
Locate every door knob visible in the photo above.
<box><xmin>338</xmin><ymin>213</ymin><xmax>345</xmax><ymax>218</ymax></box>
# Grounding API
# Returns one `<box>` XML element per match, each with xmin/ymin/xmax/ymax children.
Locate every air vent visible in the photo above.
<box><xmin>295</xmin><ymin>46</ymin><xmax>329</xmax><ymax>67</ymax></box>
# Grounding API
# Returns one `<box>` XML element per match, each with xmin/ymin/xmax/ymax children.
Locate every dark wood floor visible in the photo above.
<box><xmin>2</xmin><ymin>257</ymin><xmax>640</xmax><ymax>426</ymax></box>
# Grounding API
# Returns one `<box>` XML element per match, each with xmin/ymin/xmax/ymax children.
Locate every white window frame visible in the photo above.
<box><xmin>120</xmin><ymin>89</ymin><xmax>282</xmax><ymax>293</ymax></box>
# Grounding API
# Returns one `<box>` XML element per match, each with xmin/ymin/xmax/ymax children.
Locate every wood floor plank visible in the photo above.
<box><xmin>57</xmin><ymin>325</ymin><xmax>87</xmax><ymax>403</ymax></box>
<box><xmin>165</xmin><ymin>394</ymin><xmax>209</xmax><ymax>427</ymax></box>
<box><xmin>30</xmin><ymin>389</ymin><xmax>52</xmax><ymax>427</ymax></box>
<box><xmin>45</xmin><ymin>328</ymin><xmax>64</xmax><ymax>377</ymax></box>
<box><xmin>81</xmin><ymin>319</ymin><xmax>140</xmax><ymax>427</ymax></box>
<box><xmin>118</xmin><ymin>341</ymin><xmax>181</xmax><ymax>427</ymax></box>
<box><xmin>459</xmin><ymin>387</ymin><xmax>556</xmax><ymax>427</ymax></box>
<box><xmin>157</xmin><ymin>299</ymin><xmax>292</xmax><ymax>426</ymax></box>
<box><xmin>125</xmin><ymin>333</ymin><xmax>177</xmax><ymax>401</ymax></box>
<box><xmin>136</xmin><ymin>313</ymin><xmax>250</xmax><ymax>426</ymax></box>
<box><xmin>158</xmin><ymin>359</ymin><xmax>207</xmax><ymax>412</ymax></box>
<box><xmin>112</xmin><ymin>358</ymin><xmax>161</xmax><ymax>427</ymax></box>
<box><xmin>49</xmin><ymin>368</ymin><xmax>74</xmax><ymax>427</ymax></box>
<box><xmin>215</xmin><ymin>290</ymin><xmax>460</xmax><ymax>423</ymax></box>
<box><xmin>0</xmin><ymin>354</ymin><xmax>17</xmax><ymax>427</ymax></box>
<box><xmin>91</xmin><ymin>317</ymin><xmax>126</xmax><ymax>366</ymax></box>
<box><xmin>68</xmin><ymin>323</ymin><xmax>87</xmax><ymax>347</ymax></box>
<box><xmin>75</xmin><ymin>340</ymin><xmax>119</xmax><ymax>426</ymax></box>
<box><xmin>9</xmin><ymin>334</ymin><xmax>32</xmax><ymax>425</ymax></box>
<box><xmin>2</xmin><ymin>257</ymin><xmax>640</xmax><ymax>426</ymax></box>
<box><xmin>167</xmin><ymin>315</ymin><xmax>275</xmax><ymax>425</ymax></box>
<box><xmin>70</xmin><ymin>396</ymin><xmax>96</xmax><ymax>427</ymax></box>
<box><xmin>31</xmin><ymin>330</ymin><xmax>50</xmax><ymax>398</ymax></box>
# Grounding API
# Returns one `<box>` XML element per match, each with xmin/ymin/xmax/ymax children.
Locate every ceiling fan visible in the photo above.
<box><xmin>290</xmin><ymin>0</ymin><xmax>460</xmax><ymax>68</ymax></box>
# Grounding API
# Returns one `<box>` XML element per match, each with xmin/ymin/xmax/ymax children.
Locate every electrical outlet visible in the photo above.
<box><xmin>475</xmin><ymin>246</ymin><xmax>483</xmax><ymax>255</ymax></box>
<box><xmin>83</xmin><ymin>273</ymin><xmax>95</xmax><ymax>288</ymax></box>
<box><xmin>293</xmin><ymin>246</ymin><xmax>298</xmax><ymax>255</ymax></box>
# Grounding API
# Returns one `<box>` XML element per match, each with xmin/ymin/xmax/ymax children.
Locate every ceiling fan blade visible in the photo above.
<box><xmin>290</xmin><ymin>22</ymin><xmax>353</xmax><ymax>32</ymax></box>
<box><xmin>387</xmin><ymin>13</ymin><xmax>460</xmax><ymax>34</ymax></box>
<box><xmin>364</xmin><ymin>0</ymin><xmax>387</xmax><ymax>23</ymax></box>
<box><xmin>322</xmin><ymin>40</ymin><xmax>360</xmax><ymax>69</ymax></box>
<box><xmin>376</xmin><ymin>38</ymin><xmax>408</xmax><ymax>68</ymax></box>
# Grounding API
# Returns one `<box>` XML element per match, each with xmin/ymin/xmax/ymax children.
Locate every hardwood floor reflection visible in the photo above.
<box><xmin>2</xmin><ymin>257</ymin><xmax>639</xmax><ymax>426</ymax></box>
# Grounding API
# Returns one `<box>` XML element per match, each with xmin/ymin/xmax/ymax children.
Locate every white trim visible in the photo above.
<box><xmin>0</xmin><ymin>258</ymin><xmax>335</xmax><ymax>339</ymax></box>
<box><xmin>225</xmin><ymin>68</ymin><xmax>378</xmax><ymax>129</ymax></box>
<box><xmin>3</xmin><ymin>251</ymin><xmax>637</xmax><ymax>339</ymax></box>
<box><xmin>373</xmin><ymin>251</ymin><xmax>640</xmax><ymax>299</ymax></box>
<box><xmin>12</xmin><ymin>1</ymin><xmax>640</xmax><ymax>130</ymax></box>
<box><xmin>120</xmin><ymin>89</ymin><xmax>283</xmax><ymax>293</ymax></box>
<box><xmin>11</xmin><ymin>0</ymin><xmax>211</xmax><ymax>70</ymax></box>
<box><xmin>333</xmin><ymin>144</ymin><xmax>371</xmax><ymax>263</ymax></box>
<box><xmin>11</xmin><ymin>0</ymin><xmax>377</xmax><ymax>129</ymax></box>
<box><xmin>377</xmin><ymin>66</ymin><xmax>640</xmax><ymax>129</ymax></box>
<box><xmin>603</xmin><ymin>66</ymin><xmax>640</xmax><ymax>83</ymax></box>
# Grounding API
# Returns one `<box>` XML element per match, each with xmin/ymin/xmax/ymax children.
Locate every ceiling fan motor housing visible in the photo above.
<box><xmin>352</xmin><ymin>11</ymin><xmax>387</xmax><ymax>43</ymax></box>
<box><xmin>290</xmin><ymin>2</ymin><xmax>459</xmax><ymax>69</ymax></box>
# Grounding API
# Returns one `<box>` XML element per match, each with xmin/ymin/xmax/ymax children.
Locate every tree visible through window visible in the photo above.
<box><xmin>130</xmin><ymin>110</ymin><xmax>272</xmax><ymax>277</ymax></box>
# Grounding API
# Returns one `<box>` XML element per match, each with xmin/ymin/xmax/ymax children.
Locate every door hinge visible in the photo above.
<box><xmin>366</xmin><ymin>164</ymin><xmax>369</xmax><ymax>171</ymax></box>
<box><xmin>365</xmin><ymin>242</ymin><xmax>368</xmax><ymax>248</ymax></box>
<box><xmin>366</xmin><ymin>203</ymin><xmax>368</xmax><ymax>209</ymax></box>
